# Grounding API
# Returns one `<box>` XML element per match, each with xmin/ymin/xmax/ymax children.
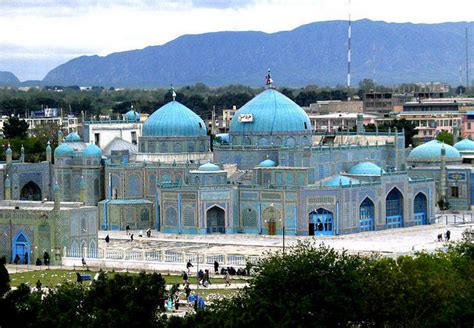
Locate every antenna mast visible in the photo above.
<box><xmin>466</xmin><ymin>27</ymin><xmax>470</xmax><ymax>92</ymax></box>
<box><xmin>347</xmin><ymin>0</ymin><xmax>352</xmax><ymax>101</ymax></box>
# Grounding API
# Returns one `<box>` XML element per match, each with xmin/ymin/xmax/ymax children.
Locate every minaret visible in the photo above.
<box><xmin>6</xmin><ymin>144</ymin><xmax>12</xmax><ymax>164</ymax></box>
<box><xmin>20</xmin><ymin>144</ymin><xmax>25</xmax><ymax>163</ymax></box>
<box><xmin>5</xmin><ymin>175</ymin><xmax>11</xmax><ymax>200</ymax></box>
<box><xmin>46</xmin><ymin>141</ymin><xmax>52</xmax><ymax>163</ymax></box>
<box><xmin>53</xmin><ymin>181</ymin><xmax>61</xmax><ymax>211</ymax></box>
<box><xmin>439</xmin><ymin>144</ymin><xmax>447</xmax><ymax>207</ymax></box>
<box><xmin>80</xmin><ymin>176</ymin><xmax>87</xmax><ymax>204</ymax></box>
<box><xmin>453</xmin><ymin>123</ymin><xmax>459</xmax><ymax>145</ymax></box>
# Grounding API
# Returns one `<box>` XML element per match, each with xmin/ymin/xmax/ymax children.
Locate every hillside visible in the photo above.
<box><xmin>43</xmin><ymin>19</ymin><xmax>474</xmax><ymax>87</ymax></box>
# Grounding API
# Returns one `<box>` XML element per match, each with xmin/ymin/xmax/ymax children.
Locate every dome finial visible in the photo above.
<box><xmin>265</xmin><ymin>69</ymin><xmax>273</xmax><ymax>88</ymax></box>
<box><xmin>171</xmin><ymin>84</ymin><xmax>176</xmax><ymax>101</ymax></box>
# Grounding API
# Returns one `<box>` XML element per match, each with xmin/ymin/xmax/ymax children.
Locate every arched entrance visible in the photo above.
<box><xmin>263</xmin><ymin>206</ymin><xmax>281</xmax><ymax>236</ymax></box>
<box><xmin>414</xmin><ymin>193</ymin><xmax>427</xmax><ymax>225</ymax></box>
<box><xmin>309</xmin><ymin>208</ymin><xmax>334</xmax><ymax>236</ymax></box>
<box><xmin>206</xmin><ymin>206</ymin><xmax>225</xmax><ymax>234</ymax></box>
<box><xmin>386</xmin><ymin>188</ymin><xmax>404</xmax><ymax>228</ymax></box>
<box><xmin>12</xmin><ymin>231</ymin><xmax>30</xmax><ymax>264</ymax></box>
<box><xmin>20</xmin><ymin>181</ymin><xmax>42</xmax><ymax>201</ymax></box>
<box><xmin>359</xmin><ymin>198</ymin><xmax>375</xmax><ymax>232</ymax></box>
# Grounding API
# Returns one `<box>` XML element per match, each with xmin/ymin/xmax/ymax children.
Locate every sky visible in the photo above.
<box><xmin>1</xmin><ymin>0</ymin><xmax>473</xmax><ymax>81</ymax></box>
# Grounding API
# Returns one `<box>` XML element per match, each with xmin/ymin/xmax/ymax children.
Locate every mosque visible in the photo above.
<box><xmin>0</xmin><ymin>79</ymin><xmax>451</xmax><ymax>264</ymax></box>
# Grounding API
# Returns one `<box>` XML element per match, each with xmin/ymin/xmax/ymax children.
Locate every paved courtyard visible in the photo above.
<box><xmin>97</xmin><ymin>216</ymin><xmax>473</xmax><ymax>258</ymax></box>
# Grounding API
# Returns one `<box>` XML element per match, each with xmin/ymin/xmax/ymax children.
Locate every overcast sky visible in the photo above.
<box><xmin>1</xmin><ymin>0</ymin><xmax>473</xmax><ymax>81</ymax></box>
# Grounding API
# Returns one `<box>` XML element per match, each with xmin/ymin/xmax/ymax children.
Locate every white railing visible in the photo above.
<box><xmin>63</xmin><ymin>247</ymin><xmax>260</xmax><ymax>268</ymax></box>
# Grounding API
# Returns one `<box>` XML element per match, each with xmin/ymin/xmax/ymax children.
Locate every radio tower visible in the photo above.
<box><xmin>466</xmin><ymin>27</ymin><xmax>470</xmax><ymax>92</ymax></box>
<box><xmin>347</xmin><ymin>0</ymin><xmax>352</xmax><ymax>101</ymax></box>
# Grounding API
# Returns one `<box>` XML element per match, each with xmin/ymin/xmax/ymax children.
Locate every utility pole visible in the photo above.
<box><xmin>347</xmin><ymin>0</ymin><xmax>352</xmax><ymax>101</ymax></box>
<box><xmin>466</xmin><ymin>27</ymin><xmax>470</xmax><ymax>92</ymax></box>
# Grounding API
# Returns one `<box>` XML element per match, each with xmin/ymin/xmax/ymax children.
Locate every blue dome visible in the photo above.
<box><xmin>348</xmin><ymin>162</ymin><xmax>385</xmax><ymax>175</ymax></box>
<box><xmin>258</xmin><ymin>159</ymin><xmax>276</xmax><ymax>167</ymax></box>
<box><xmin>408</xmin><ymin>140</ymin><xmax>461</xmax><ymax>160</ymax></box>
<box><xmin>6</xmin><ymin>146</ymin><xmax>12</xmax><ymax>155</ymax></box>
<box><xmin>229</xmin><ymin>89</ymin><xmax>311</xmax><ymax>134</ymax></box>
<box><xmin>65</xmin><ymin>132</ymin><xmax>81</xmax><ymax>142</ymax></box>
<box><xmin>454</xmin><ymin>138</ymin><xmax>474</xmax><ymax>152</ymax></box>
<box><xmin>143</xmin><ymin>101</ymin><xmax>207</xmax><ymax>137</ymax></box>
<box><xmin>198</xmin><ymin>162</ymin><xmax>220</xmax><ymax>171</ymax></box>
<box><xmin>125</xmin><ymin>110</ymin><xmax>140</xmax><ymax>122</ymax></box>
<box><xmin>325</xmin><ymin>175</ymin><xmax>360</xmax><ymax>187</ymax></box>
<box><xmin>54</xmin><ymin>143</ymin><xmax>75</xmax><ymax>157</ymax></box>
<box><xmin>83</xmin><ymin>143</ymin><xmax>102</xmax><ymax>157</ymax></box>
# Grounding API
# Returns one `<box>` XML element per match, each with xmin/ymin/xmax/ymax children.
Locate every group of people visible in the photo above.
<box><xmin>34</xmin><ymin>251</ymin><xmax>50</xmax><ymax>266</ymax></box>
<box><xmin>124</xmin><ymin>226</ymin><xmax>152</xmax><ymax>242</ymax></box>
<box><xmin>184</xmin><ymin>260</ymin><xmax>231</xmax><ymax>287</ymax></box>
<box><xmin>437</xmin><ymin>230</ymin><xmax>451</xmax><ymax>242</ymax></box>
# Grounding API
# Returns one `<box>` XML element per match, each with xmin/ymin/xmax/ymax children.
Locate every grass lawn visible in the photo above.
<box><xmin>8</xmin><ymin>268</ymin><xmax>247</xmax><ymax>288</ymax></box>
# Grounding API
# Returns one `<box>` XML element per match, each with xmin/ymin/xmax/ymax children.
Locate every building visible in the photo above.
<box><xmin>306</xmin><ymin>100</ymin><xmax>363</xmax><ymax>115</ymax></box>
<box><xmin>99</xmin><ymin>87</ymin><xmax>435</xmax><ymax>236</ymax></box>
<box><xmin>308</xmin><ymin>112</ymin><xmax>377</xmax><ymax>132</ymax></box>
<box><xmin>82</xmin><ymin>109</ymin><xmax>146</xmax><ymax>148</ymax></box>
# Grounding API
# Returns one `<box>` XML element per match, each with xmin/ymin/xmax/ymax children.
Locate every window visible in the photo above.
<box><xmin>131</xmin><ymin>131</ymin><xmax>137</xmax><ymax>145</ymax></box>
<box><xmin>468</xmin><ymin>122</ymin><xmax>472</xmax><ymax>130</ymax></box>
<box><xmin>451</xmin><ymin>186</ymin><xmax>459</xmax><ymax>198</ymax></box>
<box><xmin>94</xmin><ymin>133</ymin><xmax>100</xmax><ymax>146</ymax></box>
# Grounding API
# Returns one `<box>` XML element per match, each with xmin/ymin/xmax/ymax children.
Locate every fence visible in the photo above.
<box><xmin>431</xmin><ymin>212</ymin><xmax>474</xmax><ymax>225</ymax></box>
<box><xmin>63</xmin><ymin>246</ymin><xmax>260</xmax><ymax>268</ymax></box>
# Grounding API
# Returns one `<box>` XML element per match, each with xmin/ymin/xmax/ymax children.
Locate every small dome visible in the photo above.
<box><xmin>65</xmin><ymin>132</ymin><xmax>81</xmax><ymax>142</ymax></box>
<box><xmin>46</xmin><ymin>142</ymin><xmax>52</xmax><ymax>152</ymax></box>
<box><xmin>83</xmin><ymin>143</ymin><xmax>102</xmax><ymax>157</ymax></box>
<box><xmin>124</xmin><ymin>110</ymin><xmax>140</xmax><ymax>122</ymax></box>
<box><xmin>143</xmin><ymin>101</ymin><xmax>207</xmax><ymax>137</ymax></box>
<box><xmin>454</xmin><ymin>138</ymin><xmax>474</xmax><ymax>152</ymax></box>
<box><xmin>54</xmin><ymin>143</ymin><xmax>75</xmax><ymax>157</ymax></box>
<box><xmin>5</xmin><ymin>176</ymin><xmax>11</xmax><ymax>187</ymax></box>
<box><xmin>229</xmin><ymin>89</ymin><xmax>311</xmax><ymax>134</ymax></box>
<box><xmin>6</xmin><ymin>146</ymin><xmax>12</xmax><ymax>155</ymax></box>
<box><xmin>198</xmin><ymin>162</ymin><xmax>220</xmax><ymax>171</ymax></box>
<box><xmin>258</xmin><ymin>159</ymin><xmax>276</xmax><ymax>167</ymax></box>
<box><xmin>408</xmin><ymin>140</ymin><xmax>461</xmax><ymax>161</ymax></box>
<box><xmin>325</xmin><ymin>175</ymin><xmax>360</xmax><ymax>187</ymax></box>
<box><xmin>53</xmin><ymin>182</ymin><xmax>60</xmax><ymax>193</ymax></box>
<box><xmin>348</xmin><ymin>162</ymin><xmax>385</xmax><ymax>176</ymax></box>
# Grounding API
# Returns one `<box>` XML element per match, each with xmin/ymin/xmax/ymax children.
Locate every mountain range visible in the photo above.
<box><xmin>0</xmin><ymin>71</ymin><xmax>20</xmax><ymax>86</ymax></box>
<box><xmin>29</xmin><ymin>19</ymin><xmax>474</xmax><ymax>87</ymax></box>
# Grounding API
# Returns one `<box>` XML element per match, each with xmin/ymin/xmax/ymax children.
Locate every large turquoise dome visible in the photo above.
<box><xmin>54</xmin><ymin>143</ymin><xmax>75</xmax><ymax>157</ymax></box>
<box><xmin>143</xmin><ymin>101</ymin><xmax>207</xmax><ymax>137</ymax></box>
<box><xmin>229</xmin><ymin>89</ymin><xmax>311</xmax><ymax>135</ymax></box>
<box><xmin>83</xmin><ymin>143</ymin><xmax>102</xmax><ymax>157</ymax></box>
<box><xmin>454</xmin><ymin>138</ymin><xmax>474</xmax><ymax>152</ymax></box>
<box><xmin>348</xmin><ymin>162</ymin><xmax>385</xmax><ymax>176</ymax></box>
<box><xmin>325</xmin><ymin>175</ymin><xmax>360</xmax><ymax>187</ymax></box>
<box><xmin>408</xmin><ymin>140</ymin><xmax>461</xmax><ymax>161</ymax></box>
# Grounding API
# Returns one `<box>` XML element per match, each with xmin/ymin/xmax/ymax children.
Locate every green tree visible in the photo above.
<box><xmin>2</xmin><ymin>116</ymin><xmax>29</xmax><ymax>139</ymax></box>
<box><xmin>0</xmin><ymin>256</ymin><xmax>9</xmax><ymax>296</ymax></box>
<box><xmin>436</xmin><ymin>130</ymin><xmax>454</xmax><ymax>145</ymax></box>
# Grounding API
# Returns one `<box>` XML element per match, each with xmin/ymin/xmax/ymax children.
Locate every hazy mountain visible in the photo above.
<box><xmin>43</xmin><ymin>19</ymin><xmax>474</xmax><ymax>87</ymax></box>
<box><xmin>0</xmin><ymin>71</ymin><xmax>20</xmax><ymax>86</ymax></box>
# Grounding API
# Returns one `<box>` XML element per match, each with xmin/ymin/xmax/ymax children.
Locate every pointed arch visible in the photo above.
<box><xmin>206</xmin><ymin>205</ymin><xmax>225</xmax><ymax>234</ymax></box>
<box><xmin>20</xmin><ymin>181</ymin><xmax>42</xmax><ymax>201</ymax></box>
<box><xmin>386</xmin><ymin>187</ymin><xmax>404</xmax><ymax>228</ymax></box>
<box><xmin>359</xmin><ymin>197</ymin><xmax>375</xmax><ymax>232</ymax></box>
<box><xmin>308</xmin><ymin>208</ymin><xmax>334</xmax><ymax>236</ymax></box>
<box><xmin>12</xmin><ymin>230</ymin><xmax>30</xmax><ymax>264</ymax></box>
<box><xmin>414</xmin><ymin>192</ymin><xmax>428</xmax><ymax>225</ymax></box>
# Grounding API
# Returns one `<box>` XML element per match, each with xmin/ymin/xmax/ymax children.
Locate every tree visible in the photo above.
<box><xmin>436</xmin><ymin>130</ymin><xmax>454</xmax><ymax>145</ymax></box>
<box><xmin>2</xmin><ymin>116</ymin><xmax>29</xmax><ymax>139</ymax></box>
<box><xmin>0</xmin><ymin>256</ymin><xmax>9</xmax><ymax>296</ymax></box>
<box><xmin>176</xmin><ymin>242</ymin><xmax>474</xmax><ymax>328</ymax></box>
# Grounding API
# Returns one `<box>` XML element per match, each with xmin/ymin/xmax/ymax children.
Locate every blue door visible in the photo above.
<box><xmin>309</xmin><ymin>208</ymin><xmax>334</xmax><ymax>236</ymax></box>
<box><xmin>13</xmin><ymin>232</ymin><xmax>30</xmax><ymax>264</ymax></box>
<box><xmin>359</xmin><ymin>198</ymin><xmax>375</xmax><ymax>232</ymax></box>
<box><xmin>386</xmin><ymin>188</ymin><xmax>403</xmax><ymax>228</ymax></box>
<box><xmin>414</xmin><ymin>193</ymin><xmax>427</xmax><ymax>225</ymax></box>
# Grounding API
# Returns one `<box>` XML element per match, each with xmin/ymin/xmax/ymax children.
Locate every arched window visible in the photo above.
<box><xmin>165</xmin><ymin>207</ymin><xmax>177</xmax><ymax>226</ymax></box>
<box><xmin>386</xmin><ymin>188</ymin><xmax>404</xmax><ymax>228</ymax></box>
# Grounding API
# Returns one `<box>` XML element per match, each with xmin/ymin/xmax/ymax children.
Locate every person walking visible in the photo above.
<box><xmin>43</xmin><ymin>251</ymin><xmax>50</xmax><ymax>266</ymax></box>
<box><xmin>224</xmin><ymin>270</ymin><xmax>231</xmax><ymax>287</ymax></box>
<box><xmin>182</xmin><ymin>271</ymin><xmax>189</xmax><ymax>285</ymax></box>
<box><xmin>446</xmin><ymin>230</ymin><xmax>451</xmax><ymax>241</ymax></box>
<box><xmin>186</xmin><ymin>260</ymin><xmax>193</xmax><ymax>274</ymax></box>
<box><xmin>125</xmin><ymin>225</ymin><xmax>130</xmax><ymax>235</ymax></box>
<box><xmin>105</xmin><ymin>234</ymin><xmax>110</xmax><ymax>245</ymax></box>
<box><xmin>214</xmin><ymin>260</ymin><xmax>219</xmax><ymax>274</ymax></box>
<box><xmin>130</xmin><ymin>233</ymin><xmax>134</xmax><ymax>242</ymax></box>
